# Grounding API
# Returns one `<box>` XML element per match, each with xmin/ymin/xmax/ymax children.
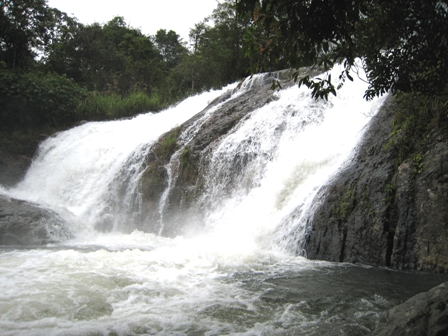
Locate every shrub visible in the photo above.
<box><xmin>0</xmin><ymin>70</ymin><xmax>86</xmax><ymax>130</ymax></box>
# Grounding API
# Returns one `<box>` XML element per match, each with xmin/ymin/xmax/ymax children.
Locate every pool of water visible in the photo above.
<box><xmin>0</xmin><ymin>232</ymin><xmax>445</xmax><ymax>336</ymax></box>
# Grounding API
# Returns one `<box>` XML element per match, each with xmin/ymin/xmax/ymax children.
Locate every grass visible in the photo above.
<box><xmin>76</xmin><ymin>91</ymin><xmax>165</xmax><ymax>121</ymax></box>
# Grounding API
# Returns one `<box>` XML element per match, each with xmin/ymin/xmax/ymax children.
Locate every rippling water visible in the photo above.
<box><xmin>0</xmin><ymin>232</ymin><xmax>445</xmax><ymax>336</ymax></box>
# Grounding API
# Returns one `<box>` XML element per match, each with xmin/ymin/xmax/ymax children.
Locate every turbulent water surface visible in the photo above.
<box><xmin>0</xmin><ymin>68</ymin><xmax>445</xmax><ymax>335</ymax></box>
<box><xmin>0</xmin><ymin>238</ymin><xmax>444</xmax><ymax>336</ymax></box>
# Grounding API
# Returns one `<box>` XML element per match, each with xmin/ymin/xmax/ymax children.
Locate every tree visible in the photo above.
<box><xmin>45</xmin><ymin>21</ymin><xmax>123</xmax><ymax>91</ymax></box>
<box><xmin>155</xmin><ymin>29</ymin><xmax>187</xmax><ymax>70</ymax></box>
<box><xmin>45</xmin><ymin>16</ymin><xmax>164</xmax><ymax>94</ymax></box>
<box><xmin>172</xmin><ymin>0</ymin><xmax>254</xmax><ymax>94</ymax></box>
<box><xmin>0</xmin><ymin>0</ymin><xmax>55</xmax><ymax>70</ymax></box>
<box><xmin>236</xmin><ymin>0</ymin><xmax>448</xmax><ymax>99</ymax></box>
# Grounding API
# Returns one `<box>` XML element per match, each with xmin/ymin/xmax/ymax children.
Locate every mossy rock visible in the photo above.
<box><xmin>140</xmin><ymin>127</ymin><xmax>181</xmax><ymax>201</ymax></box>
<box><xmin>179</xmin><ymin>147</ymin><xmax>198</xmax><ymax>183</ymax></box>
<box><xmin>155</xmin><ymin>127</ymin><xmax>180</xmax><ymax>160</ymax></box>
<box><xmin>141</xmin><ymin>161</ymin><xmax>167</xmax><ymax>201</ymax></box>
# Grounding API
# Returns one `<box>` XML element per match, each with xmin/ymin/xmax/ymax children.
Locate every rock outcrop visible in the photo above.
<box><xmin>139</xmin><ymin>69</ymin><xmax>302</xmax><ymax>236</ymax></box>
<box><xmin>303</xmin><ymin>96</ymin><xmax>448</xmax><ymax>272</ymax></box>
<box><xmin>0</xmin><ymin>195</ymin><xmax>72</xmax><ymax>245</ymax></box>
<box><xmin>373</xmin><ymin>281</ymin><xmax>448</xmax><ymax>336</ymax></box>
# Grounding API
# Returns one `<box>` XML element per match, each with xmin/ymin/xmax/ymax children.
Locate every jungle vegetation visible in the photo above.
<box><xmin>1</xmin><ymin>0</ymin><xmax>447</xmax><ymax>155</ymax></box>
<box><xmin>0</xmin><ymin>0</ymin><xmax>257</xmax><ymax>132</ymax></box>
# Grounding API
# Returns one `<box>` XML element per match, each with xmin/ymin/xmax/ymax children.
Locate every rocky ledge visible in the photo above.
<box><xmin>303</xmin><ymin>95</ymin><xmax>448</xmax><ymax>272</ymax></box>
<box><xmin>0</xmin><ymin>195</ymin><xmax>72</xmax><ymax>245</ymax></box>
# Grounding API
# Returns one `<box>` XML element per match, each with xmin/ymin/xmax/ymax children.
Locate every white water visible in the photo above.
<box><xmin>3</xmin><ymin>67</ymin><xmax>440</xmax><ymax>336</ymax></box>
<box><xmin>198</xmin><ymin>70</ymin><xmax>386</xmax><ymax>253</ymax></box>
<box><xmin>4</xmin><ymin>85</ymin><xmax>237</xmax><ymax>236</ymax></box>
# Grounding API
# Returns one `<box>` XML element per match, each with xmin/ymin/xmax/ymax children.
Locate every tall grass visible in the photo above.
<box><xmin>76</xmin><ymin>91</ymin><xmax>165</xmax><ymax>121</ymax></box>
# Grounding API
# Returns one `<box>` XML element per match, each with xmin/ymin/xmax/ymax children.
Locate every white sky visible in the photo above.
<box><xmin>47</xmin><ymin>0</ymin><xmax>220</xmax><ymax>43</ymax></box>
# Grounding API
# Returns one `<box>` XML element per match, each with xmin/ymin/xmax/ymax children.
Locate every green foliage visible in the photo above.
<box><xmin>0</xmin><ymin>69</ymin><xmax>86</xmax><ymax>129</ymax></box>
<box><xmin>1</xmin><ymin>0</ymin><xmax>50</xmax><ymax>70</ymax></box>
<box><xmin>236</xmin><ymin>0</ymin><xmax>448</xmax><ymax>100</ymax></box>
<box><xmin>383</xmin><ymin>183</ymin><xmax>396</xmax><ymax>209</ymax></box>
<box><xmin>412</xmin><ymin>154</ymin><xmax>423</xmax><ymax>175</ymax></box>
<box><xmin>45</xmin><ymin>16</ymin><xmax>164</xmax><ymax>95</ymax></box>
<box><xmin>0</xmin><ymin>0</ymin><xmax>260</xmax><ymax>135</ymax></box>
<box><xmin>385</xmin><ymin>183</ymin><xmax>395</xmax><ymax>196</ymax></box>
<box><xmin>297</xmin><ymin>74</ymin><xmax>337</xmax><ymax>100</ymax></box>
<box><xmin>155</xmin><ymin>29</ymin><xmax>188</xmax><ymax>70</ymax></box>
<box><xmin>171</xmin><ymin>1</ymin><xmax>253</xmax><ymax>94</ymax></box>
<box><xmin>0</xmin><ymin>129</ymin><xmax>42</xmax><ymax>158</ymax></box>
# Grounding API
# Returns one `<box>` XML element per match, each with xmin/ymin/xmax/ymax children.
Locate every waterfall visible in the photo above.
<box><xmin>3</xmin><ymin>86</ymin><xmax>236</xmax><ymax>235</ymax></box>
<box><xmin>198</xmin><ymin>69</ymin><xmax>386</xmax><ymax>253</ymax></box>
<box><xmin>3</xmin><ymin>65</ymin><xmax>386</xmax><ymax>249</ymax></box>
<box><xmin>5</xmin><ymin>68</ymin><xmax>444</xmax><ymax>336</ymax></box>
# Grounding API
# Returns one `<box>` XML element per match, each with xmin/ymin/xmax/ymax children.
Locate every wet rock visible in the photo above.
<box><xmin>0</xmin><ymin>195</ymin><xmax>72</xmax><ymax>245</ymax></box>
<box><xmin>411</xmin><ymin>141</ymin><xmax>448</xmax><ymax>272</ymax></box>
<box><xmin>373</xmin><ymin>282</ymin><xmax>448</xmax><ymax>336</ymax></box>
<box><xmin>304</xmin><ymin>95</ymin><xmax>448</xmax><ymax>272</ymax></box>
<box><xmin>304</xmin><ymin>95</ymin><xmax>397</xmax><ymax>266</ymax></box>
<box><xmin>139</xmin><ymin>69</ymin><xmax>299</xmax><ymax>236</ymax></box>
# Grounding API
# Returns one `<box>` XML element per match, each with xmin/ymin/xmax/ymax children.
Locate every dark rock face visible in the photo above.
<box><xmin>0</xmin><ymin>132</ymin><xmax>46</xmax><ymax>187</ymax></box>
<box><xmin>410</xmin><ymin>140</ymin><xmax>448</xmax><ymax>271</ymax></box>
<box><xmin>0</xmin><ymin>152</ymin><xmax>32</xmax><ymax>187</ymax></box>
<box><xmin>0</xmin><ymin>195</ymin><xmax>72</xmax><ymax>245</ymax></box>
<box><xmin>303</xmin><ymin>96</ymin><xmax>397</xmax><ymax>265</ymax></box>
<box><xmin>373</xmin><ymin>282</ymin><xmax>448</xmax><ymax>336</ymax></box>
<box><xmin>304</xmin><ymin>96</ymin><xmax>448</xmax><ymax>272</ymax></box>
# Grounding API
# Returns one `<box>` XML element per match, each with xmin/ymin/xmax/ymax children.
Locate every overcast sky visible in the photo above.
<box><xmin>47</xmin><ymin>0</ymin><xmax>220</xmax><ymax>43</ymax></box>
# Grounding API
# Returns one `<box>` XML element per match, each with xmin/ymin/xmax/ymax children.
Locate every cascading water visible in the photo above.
<box><xmin>4</xmin><ymin>86</ymin><xmax>236</xmax><ymax>235</ymax></box>
<box><xmin>0</xmin><ymin>66</ymin><xmax>444</xmax><ymax>336</ymax></box>
<box><xmin>197</xmin><ymin>71</ymin><xmax>382</xmax><ymax>253</ymax></box>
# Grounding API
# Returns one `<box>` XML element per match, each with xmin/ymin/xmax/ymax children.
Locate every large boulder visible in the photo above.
<box><xmin>0</xmin><ymin>195</ymin><xmax>72</xmax><ymax>245</ymax></box>
<box><xmin>303</xmin><ymin>95</ymin><xmax>448</xmax><ymax>272</ymax></box>
<box><xmin>373</xmin><ymin>282</ymin><xmax>448</xmax><ymax>336</ymax></box>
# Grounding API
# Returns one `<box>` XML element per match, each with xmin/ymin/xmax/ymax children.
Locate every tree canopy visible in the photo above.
<box><xmin>236</xmin><ymin>0</ymin><xmax>448</xmax><ymax>99</ymax></box>
<box><xmin>1</xmin><ymin>0</ymin><xmax>59</xmax><ymax>70</ymax></box>
<box><xmin>0</xmin><ymin>0</ymin><xmax>258</xmax><ymax>131</ymax></box>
